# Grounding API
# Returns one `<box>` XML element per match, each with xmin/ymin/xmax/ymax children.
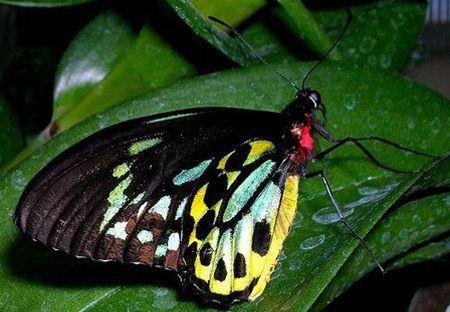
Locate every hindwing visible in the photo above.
<box><xmin>181</xmin><ymin>140</ymin><xmax>299</xmax><ymax>304</ymax></box>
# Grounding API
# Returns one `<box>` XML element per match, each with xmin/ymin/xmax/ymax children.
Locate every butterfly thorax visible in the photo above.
<box><xmin>288</xmin><ymin>114</ymin><xmax>314</xmax><ymax>165</ymax></box>
<box><xmin>282</xmin><ymin>90</ymin><xmax>321</xmax><ymax>170</ymax></box>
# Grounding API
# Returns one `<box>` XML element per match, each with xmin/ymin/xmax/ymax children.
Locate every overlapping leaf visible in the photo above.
<box><xmin>314</xmin><ymin>0</ymin><xmax>427</xmax><ymax>70</ymax></box>
<box><xmin>51</xmin><ymin>10</ymin><xmax>197</xmax><ymax>135</ymax></box>
<box><xmin>389</xmin><ymin>235</ymin><xmax>450</xmax><ymax>270</ymax></box>
<box><xmin>170</xmin><ymin>0</ymin><xmax>426</xmax><ymax>70</ymax></box>
<box><xmin>0</xmin><ymin>62</ymin><xmax>448</xmax><ymax>311</ymax></box>
<box><xmin>1</xmin><ymin>0</ymin><xmax>427</xmax><ymax>174</ymax></box>
<box><xmin>52</xmin><ymin>11</ymin><xmax>137</xmax><ymax>123</ymax></box>
<box><xmin>276</xmin><ymin>0</ymin><xmax>340</xmax><ymax>60</ymax></box>
<box><xmin>311</xmin><ymin>158</ymin><xmax>450</xmax><ymax>311</ymax></box>
<box><xmin>1</xmin><ymin>9</ymin><xmax>199</xmax><ymax>172</ymax></box>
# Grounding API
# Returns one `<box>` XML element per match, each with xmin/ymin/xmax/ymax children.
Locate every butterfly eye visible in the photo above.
<box><xmin>310</xmin><ymin>91</ymin><xmax>320</xmax><ymax>102</ymax></box>
<box><xmin>308</xmin><ymin>91</ymin><xmax>321</xmax><ymax>108</ymax></box>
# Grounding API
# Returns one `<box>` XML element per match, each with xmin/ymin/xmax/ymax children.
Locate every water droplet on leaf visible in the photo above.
<box><xmin>300</xmin><ymin>234</ymin><xmax>326</xmax><ymax>250</ymax></box>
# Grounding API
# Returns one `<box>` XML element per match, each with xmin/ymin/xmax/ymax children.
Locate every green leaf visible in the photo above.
<box><xmin>314</xmin><ymin>0</ymin><xmax>427</xmax><ymax>70</ymax></box>
<box><xmin>311</xmin><ymin>160</ymin><xmax>450</xmax><ymax>311</ymax></box>
<box><xmin>166</xmin><ymin>0</ymin><xmax>260</xmax><ymax>66</ymax></box>
<box><xmin>264</xmin><ymin>157</ymin><xmax>449</xmax><ymax>312</ymax></box>
<box><xmin>0</xmin><ymin>95</ymin><xmax>23</xmax><ymax>167</ymax></box>
<box><xmin>1</xmin><ymin>10</ymin><xmax>198</xmax><ymax>173</ymax></box>
<box><xmin>389</xmin><ymin>235</ymin><xmax>450</xmax><ymax>270</ymax></box>
<box><xmin>190</xmin><ymin>0</ymin><xmax>266</xmax><ymax>27</ymax></box>
<box><xmin>213</xmin><ymin>17</ymin><xmax>302</xmax><ymax>64</ymax></box>
<box><xmin>276</xmin><ymin>0</ymin><xmax>340</xmax><ymax>60</ymax></box>
<box><xmin>0</xmin><ymin>62</ymin><xmax>448</xmax><ymax>311</ymax></box>
<box><xmin>52</xmin><ymin>11</ymin><xmax>137</xmax><ymax>123</ymax></box>
<box><xmin>0</xmin><ymin>0</ymin><xmax>93</xmax><ymax>7</ymax></box>
<box><xmin>52</xmin><ymin>10</ymin><xmax>197</xmax><ymax>134</ymax></box>
<box><xmin>168</xmin><ymin>0</ymin><xmax>426</xmax><ymax>71</ymax></box>
<box><xmin>168</xmin><ymin>0</ymin><xmax>336</xmax><ymax>67</ymax></box>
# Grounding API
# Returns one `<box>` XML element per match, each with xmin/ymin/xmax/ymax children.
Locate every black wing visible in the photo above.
<box><xmin>15</xmin><ymin>108</ymin><xmax>285</xmax><ymax>272</ymax></box>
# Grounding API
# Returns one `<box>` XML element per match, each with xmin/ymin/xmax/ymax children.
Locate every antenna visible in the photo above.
<box><xmin>301</xmin><ymin>9</ymin><xmax>352</xmax><ymax>89</ymax></box>
<box><xmin>208</xmin><ymin>16</ymin><xmax>301</xmax><ymax>92</ymax></box>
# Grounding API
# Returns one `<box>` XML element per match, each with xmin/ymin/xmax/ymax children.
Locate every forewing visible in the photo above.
<box><xmin>15</xmin><ymin>108</ymin><xmax>284</xmax><ymax>273</ymax></box>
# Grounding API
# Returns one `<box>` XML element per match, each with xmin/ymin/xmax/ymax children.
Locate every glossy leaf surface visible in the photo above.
<box><xmin>0</xmin><ymin>62</ymin><xmax>448</xmax><ymax>311</ymax></box>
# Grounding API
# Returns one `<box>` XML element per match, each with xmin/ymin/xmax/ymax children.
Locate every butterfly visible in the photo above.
<box><xmin>14</xmin><ymin>89</ymin><xmax>330</xmax><ymax>303</ymax></box>
<box><xmin>14</xmin><ymin>12</ymin><xmax>432</xmax><ymax>307</ymax></box>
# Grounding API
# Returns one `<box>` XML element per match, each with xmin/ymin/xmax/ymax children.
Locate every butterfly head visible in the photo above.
<box><xmin>298</xmin><ymin>88</ymin><xmax>322</xmax><ymax>113</ymax></box>
<box><xmin>283</xmin><ymin>88</ymin><xmax>325</xmax><ymax>122</ymax></box>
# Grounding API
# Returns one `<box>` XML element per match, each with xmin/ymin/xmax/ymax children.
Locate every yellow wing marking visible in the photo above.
<box><xmin>249</xmin><ymin>174</ymin><xmax>299</xmax><ymax>300</ymax></box>
<box><xmin>218</xmin><ymin>152</ymin><xmax>232</xmax><ymax>170</ymax></box>
<box><xmin>244</xmin><ymin>140</ymin><xmax>275</xmax><ymax>166</ymax></box>
<box><xmin>189</xmin><ymin>184</ymin><xmax>222</xmax><ymax>247</ymax></box>
<box><xmin>226</xmin><ymin>171</ymin><xmax>239</xmax><ymax>188</ymax></box>
<box><xmin>218</xmin><ymin>140</ymin><xmax>274</xmax><ymax>170</ymax></box>
<box><xmin>210</xmin><ymin>199</ymin><xmax>223</xmax><ymax>219</ymax></box>
<box><xmin>190</xmin><ymin>184</ymin><xmax>208</xmax><ymax>222</ymax></box>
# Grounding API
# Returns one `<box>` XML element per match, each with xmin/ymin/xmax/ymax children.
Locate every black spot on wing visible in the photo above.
<box><xmin>183</xmin><ymin>215</ymin><xmax>195</xmax><ymax>240</ymax></box>
<box><xmin>214</xmin><ymin>258</ymin><xmax>227</xmax><ymax>281</ymax></box>
<box><xmin>196</xmin><ymin>210</ymin><xmax>215</xmax><ymax>240</ymax></box>
<box><xmin>225</xmin><ymin>144</ymin><xmax>251</xmax><ymax>171</ymax></box>
<box><xmin>204</xmin><ymin>174</ymin><xmax>227</xmax><ymax>207</ymax></box>
<box><xmin>252</xmin><ymin>222</ymin><xmax>271</xmax><ymax>256</ymax></box>
<box><xmin>184</xmin><ymin>242</ymin><xmax>197</xmax><ymax>268</ymax></box>
<box><xmin>234</xmin><ymin>253</ymin><xmax>247</xmax><ymax>278</ymax></box>
<box><xmin>199</xmin><ymin>242</ymin><xmax>213</xmax><ymax>266</ymax></box>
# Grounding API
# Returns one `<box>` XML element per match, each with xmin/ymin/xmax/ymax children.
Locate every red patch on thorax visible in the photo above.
<box><xmin>290</xmin><ymin>115</ymin><xmax>314</xmax><ymax>164</ymax></box>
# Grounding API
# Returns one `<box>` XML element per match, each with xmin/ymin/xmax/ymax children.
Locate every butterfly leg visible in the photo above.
<box><xmin>314</xmin><ymin>136</ymin><xmax>436</xmax><ymax>174</ymax></box>
<box><xmin>305</xmin><ymin>170</ymin><xmax>385</xmax><ymax>273</ymax></box>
